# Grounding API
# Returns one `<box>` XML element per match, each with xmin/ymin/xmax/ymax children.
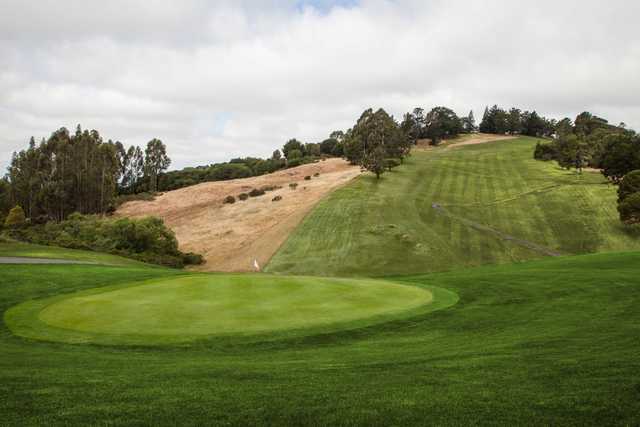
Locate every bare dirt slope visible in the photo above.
<box><xmin>415</xmin><ymin>133</ymin><xmax>516</xmax><ymax>150</ymax></box>
<box><xmin>446</xmin><ymin>133</ymin><xmax>516</xmax><ymax>148</ymax></box>
<box><xmin>117</xmin><ymin>158</ymin><xmax>361</xmax><ymax>272</ymax></box>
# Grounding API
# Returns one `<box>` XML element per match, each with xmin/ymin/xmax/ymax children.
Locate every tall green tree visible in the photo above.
<box><xmin>507</xmin><ymin>108</ymin><xmax>522</xmax><ymax>134</ymax></box>
<box><xmin>144</xmin><ymin>139</ymin><xmax>171</xmax><ymax>192</ymax></box>
<box><xmin>424</xmin><ymin>107</ymin><xmax>462</xmax><ymax>145</ymax></box>
<box><xmin>282</xmin><ymin>139</ymin><xmax>305</xmax><ymax>160</ymax></box>
<box><xmin>342</xmin><ymin>108</ymin><xmax>407</xmax><ymax>178</ymax></box>
<box><xmin>461</xmin><ymin>110</ymin><xmax>477</xmax><ymax>133</ymax></box>
<box><xmin>0</xmin><ymin>178</ymin><xmax>11</xmax><ymax>224</ymax></box>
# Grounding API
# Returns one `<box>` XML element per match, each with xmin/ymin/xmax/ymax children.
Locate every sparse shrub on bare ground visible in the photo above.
<box><xmin>249</xmin><ymin>188</ymin><xmax>266</xmax><ymax>197</ymax></box>
<box><xmin>260</xmin><ymin>185</ymin><xmax>283</xmax><ymax>192</ymax></box>
<box><xmin>238</xmin><ymin>193</ymin><xmax>249</xmax><ymax>201</ymax></box>
<box><xmin>223</xmin><ymin>195</ymin><xmax>236</xmax><ymax>204</ymax></box>
<box><xmin>272</xmin><ymin>195</ymin><xmax>282</xmax><ymax>202</ymax></box>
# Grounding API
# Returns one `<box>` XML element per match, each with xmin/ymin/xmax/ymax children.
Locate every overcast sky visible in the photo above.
<box><xmin>1</xmin><ymin>0</ymin><xmax>639</xmax><ymax>171</ymax></box>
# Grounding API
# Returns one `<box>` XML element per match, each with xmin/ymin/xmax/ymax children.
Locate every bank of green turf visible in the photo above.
<box><xmin>0</xmin><ymin>241</ymin><xmax>147</xmax><ymax>266</ymax></box>
<box><xmin>267</xmin><ymin>137</ymin><xmax>640</xmax><ymax>276</ymax></box>
<box><xmin>1</xmin><ymin>251</ymin><xmax>639</xmax><ymax>425</ymax></box>
<box><xmin>6</xmin><ymin>274</ymin><xmax>444</xmax><ymax>345</ymax></box>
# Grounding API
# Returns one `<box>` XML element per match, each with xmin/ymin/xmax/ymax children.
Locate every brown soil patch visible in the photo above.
<box><xmin>415</xmin><ymin>134</ymin><xmax>516</xmax><ymax>151</ymax></box>
<box><xmin>116</xmin><ymin>158</ymin><xmax>361</xmax><ymax>272</ymax></box>
<box><xmin>446</xmin><ymin>133</ymin><xmax>516</xmax><ymax>148</ymax></box>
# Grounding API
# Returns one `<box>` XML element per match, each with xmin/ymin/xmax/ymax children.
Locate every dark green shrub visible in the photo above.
<box><xmin>287</xmin><ymin>158</ymin><xmax>303</xmax><ymax>168</ymax></box>
<box><xmin>238</xmin><ymin>193</ymin><xmax>249</xmax><ymax>201</ymax></box>
<box><xmin>619</xmin><ymin>192</ymin><xmax>640</xmax><ymax>225</ymax></box>
<box><xmin>223</xmin><ymin>195</ymin><xmax>236</xmax><ymax>204</ymax></box>
<box><xmin>533</xmin><ymin>142</ymin><xmax>556</xmax><ymax>161</ymax></box>
<box><xmin>260</xmin><ymin>185</ymin><xmax>283</xmax><ymax>192</ymax></box>
<box><xmin>249</xmin><ymin>188</ymin><xmax>266</xmax><ymax>197</ymax></box>
<box><xmin>4</xmin><ymin>206</ymin><xmax>26</xmax><ymax>229</ymax></box>
<box><xmin>619</xmin><ymin>170</ymin><xmax>640</xmax><ymax>202</ymax></box>
<box><xmin>115</xmin><ymin>192</ymin><xmax>157</xmax><ymax>207</ymax></box>
<box><xmin>182</xmin><ymin>252</ymin><xmax>205</xmax><ymax>265</ymax></box>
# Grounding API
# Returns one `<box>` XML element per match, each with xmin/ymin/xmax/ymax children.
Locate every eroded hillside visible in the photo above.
<box><xmin>117</xmin><ymin>158</ymin><xmax>360</xmax><ymax>271</ymax></box>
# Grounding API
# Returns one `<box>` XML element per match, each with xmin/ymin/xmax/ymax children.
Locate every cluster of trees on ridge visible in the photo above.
<box><xmin>533</xmin><ymin>112</ymin><xmax>640</xmax><ymax>225</ymax></box>
<box><xmin>478</xmin><ymin>105</ymin><xmax>556</xmax><ymax>137</ymax></box>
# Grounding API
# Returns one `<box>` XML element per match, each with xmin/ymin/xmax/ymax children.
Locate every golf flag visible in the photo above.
<box><xmin>253</xmin><ymin>259</ymin><xmax>260</xmax><ymax>271</ymax></box>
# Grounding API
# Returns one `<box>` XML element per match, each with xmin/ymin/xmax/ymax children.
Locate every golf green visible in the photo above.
<box><xmin>7</xmin><ymin>274</ymin><xmax>453</xmax><ymax>345</ymax></box>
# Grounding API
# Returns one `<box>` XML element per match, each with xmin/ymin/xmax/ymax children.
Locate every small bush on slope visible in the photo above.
<box><xmin>249</xmin><ymin>188</ymin><xmax>266</xmax><ymax>197</ymax></box>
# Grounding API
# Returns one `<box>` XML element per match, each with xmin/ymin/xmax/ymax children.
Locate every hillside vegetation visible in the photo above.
<box><xmin>267</xmin><ymin>137</ymin><xmax>640</xmax><ymax>276</ymax></box>
<box><xmin>1</xmin><ymin>249</ymin><xmax>639</xmax><ymax>424</ymax></box>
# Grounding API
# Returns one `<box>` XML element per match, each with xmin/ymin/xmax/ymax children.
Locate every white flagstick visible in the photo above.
<box><xmin>253</xmin><ymin>259</ymin><xmax>260</xmax><ymax>272</ymax></box>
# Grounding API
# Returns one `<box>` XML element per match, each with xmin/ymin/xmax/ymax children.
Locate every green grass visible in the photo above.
<box><xmin>0</xmin><ymin>241</ymin><xmax>147</xmax><ymax>266</ymax></box>
<box><xmin>267</xmin><ymin>137</ymin><xmax>640</xmax><ymax>276</ymax></box>
<box><xmin>1</xmin><ymin>252</ymin><xmax>639</xmax><ymax>425</ymax></box>
<box><xmin>2</xmin><ymin>138</ymin><xmax>640</xmax><ymax>424</ymax></box>
<box><xmin>6</xmin><ymin>274</ymin><xmax>447</xmax><ymax>345</ymax></box>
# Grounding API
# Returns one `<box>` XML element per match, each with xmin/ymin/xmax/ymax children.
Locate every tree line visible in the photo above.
<box><xmin>533</xmin><ymin>112</ymin><xmax>640</xmax><ymax>225</ymax></box>
<box><xmin>0</xmin><ymin>125</ymin><xmax>170</xmax><ymax>224</ymax></box>
<box><xmin>156</xmin><ymin>133</ymin><xmax>345</xmax><ymax>192</ymax></box>
<box><xmin>399</xmin><ymin>106</ymin><xmax>472</xmax><ymax>145</ymax></box>
<box><xmin>478</xmin><ymin>105</ymin><xmax>556</xmax><ymax>137</ymax></box>
<box><xmin>5</xmin><ymin>104</ymin><xmax>637</xmax><ymax>228</ymax></box>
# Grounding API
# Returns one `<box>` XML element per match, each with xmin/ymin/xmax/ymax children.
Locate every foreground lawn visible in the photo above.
<box><xmin>267</xmin><ymin>137</ymin><xmax>640</xmax><ymax>276</ymax></box>
<box><xmin>1</xmin><ymin>251</ymin><xmax>639</xmax><ymax>425</ymax></box>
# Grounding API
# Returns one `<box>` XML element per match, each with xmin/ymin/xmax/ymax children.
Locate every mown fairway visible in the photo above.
<box><xmin>267</xmin><ymin>137</ymin><xmax>640</xmax><ymax>276</ymax></box>
<box><xmin>1</xmin><ymin>250</ymin><xmax>639</xmax><ymax>425</ymax></box>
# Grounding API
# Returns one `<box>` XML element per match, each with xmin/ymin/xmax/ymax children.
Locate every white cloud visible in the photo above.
<box><xmin>1</xmin><ymin>0</ymin><xmax>639</xmax><ymax>171</ymax></box>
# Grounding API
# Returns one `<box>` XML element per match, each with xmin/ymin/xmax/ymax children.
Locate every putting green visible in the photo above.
<box><xmin>7</xmin><ymin>274</ymin><xmax>457</xmax><ymax>345</ymax></box>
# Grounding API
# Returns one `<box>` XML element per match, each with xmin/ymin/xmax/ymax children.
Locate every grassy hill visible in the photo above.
<box><xmin>267</xmin><ymin>137</ymin><xmax>640</xmax><ymax>276</ymax></box>
<box><xmin>2</xmin><ymin>136</ymin><xmax>640</xmax><ymax>424</ymax></box>
<box><xmin>1</xmin><ymin>249</ymin><xmax>639</xmax><ymax>424</ymax></box>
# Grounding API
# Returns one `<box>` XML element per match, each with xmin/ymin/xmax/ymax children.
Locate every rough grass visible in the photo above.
<box><xmin>0</xmin><ymin>252</ymin><xmax>639</xmax><ymax>425</ymax></box>
<box><xmin>266</xmin><ymin>137</ymin><xmax>640</xmax><ymax>276</ymax></box>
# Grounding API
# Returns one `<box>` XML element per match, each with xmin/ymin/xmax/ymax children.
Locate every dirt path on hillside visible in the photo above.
<box><xmin>446</xmin><ymin>134</ymin><xmax>516</xmax><ymax>148</ymax></box>
<box><xmin>117</xmin><ymin>158</ymin><xmax>361</xmax><ymax>272</ymax></box>
<box><xmin>415</xmin><ymin>134</ymin><xmax>516</xmax><ymax>151</ymax></box>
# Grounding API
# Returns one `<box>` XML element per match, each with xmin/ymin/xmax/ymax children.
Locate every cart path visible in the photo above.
<box><xmin>431</xmin><ymin>204</ymin><xmax>563</xmax><ymax>257</ymax></box>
